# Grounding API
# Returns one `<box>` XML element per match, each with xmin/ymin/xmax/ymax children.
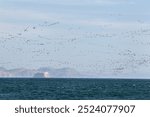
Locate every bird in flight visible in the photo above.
<box><xmin>24</xmin><ymin>26</ymin><xmax>30</xmax><ymax>32</ymax></box>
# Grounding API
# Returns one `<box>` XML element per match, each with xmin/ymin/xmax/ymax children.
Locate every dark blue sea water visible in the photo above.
<box><xmin>0</xmin><ymin>78</ymin><xmax>150</xmax><ymax>100</ymax></box>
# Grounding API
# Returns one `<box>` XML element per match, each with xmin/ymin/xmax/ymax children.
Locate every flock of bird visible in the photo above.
<box><xmin>0</xmin><ymin>19</ymin><xmax>150</xmax><ymax>75</ymax></box>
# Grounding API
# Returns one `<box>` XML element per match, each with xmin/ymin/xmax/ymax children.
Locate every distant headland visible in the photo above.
<box><xmin>0</xmin><ymin>67</ymin><xmax>81</xmax><ymax>78</ymax></box>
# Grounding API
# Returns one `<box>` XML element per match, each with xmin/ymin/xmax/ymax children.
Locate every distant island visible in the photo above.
<box><xmin>33</xmin><ymin>72</ymin><xmax>49</xmax><ymax>78</ymax></box>
<box><xmin>0</xmin><ymin>67</ymin><xmax>82</xmax><ymax>78</ymax></box>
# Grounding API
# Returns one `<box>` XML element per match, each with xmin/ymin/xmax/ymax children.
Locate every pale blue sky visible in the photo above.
<box><xmin>0</xmin><ymin>0</ymin><xmax>150</xmax><ymax>77</ymax></box>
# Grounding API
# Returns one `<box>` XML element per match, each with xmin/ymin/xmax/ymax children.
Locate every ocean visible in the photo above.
<box><xmin>0</xmin><ymin>78</ymin><xmax>150</xmax><ymax>100</ymax></box>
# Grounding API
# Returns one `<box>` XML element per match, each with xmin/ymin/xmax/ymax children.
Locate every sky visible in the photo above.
<box><xmin>0</xmin><ymin>0</ymin><xmax>150</xmax><ymax>78</ymax></box>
